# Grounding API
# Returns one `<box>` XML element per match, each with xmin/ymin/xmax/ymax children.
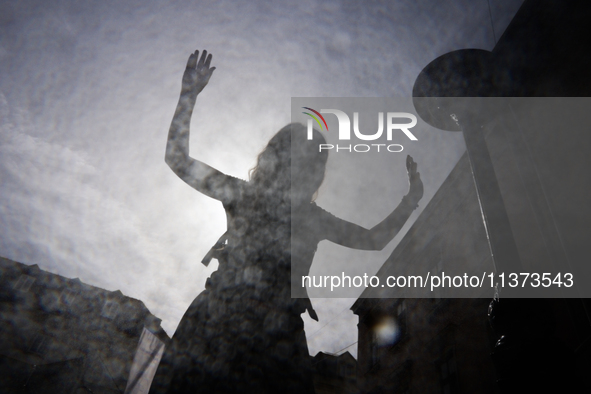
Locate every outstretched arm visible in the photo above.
<box><xmin>165</xmin><ymin>50</ymin><xmax>237</xmax><ymax>201</ymax></box>
<box><xmin>323</xmin><ymin>155</ymin><xmax>424</xmax><ymax>250</ymax></box>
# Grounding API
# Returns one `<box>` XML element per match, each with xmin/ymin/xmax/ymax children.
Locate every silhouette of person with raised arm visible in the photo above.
<box><xmin>149</xmin><ymin>50</ymin><xmax>423</xmax><ymax>394</ymax></box>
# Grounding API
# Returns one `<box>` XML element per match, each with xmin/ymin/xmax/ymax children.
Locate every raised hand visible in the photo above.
<box><xmin>182</xmin><ymin>50</ymin><xmax>216</xmax><ymax>98</ymax></box>
<box><xmin>406</xmin><ymin>155</ymin><xmax>423</xmax><ymax>203</ymax></box>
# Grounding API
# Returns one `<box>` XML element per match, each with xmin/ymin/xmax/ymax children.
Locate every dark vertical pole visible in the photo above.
<box><xmin>458</xmin><ymin>114</ymin><xmax>522</xmax><ymax>276</ymax></box>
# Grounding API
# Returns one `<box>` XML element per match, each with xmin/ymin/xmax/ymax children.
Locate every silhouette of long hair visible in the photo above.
<box><xmin>249</xmin><ymin>123</ymin><xmax>328</xmax><ymax>203</ymax></box>
<box><xmin>203</xmin><ymin>124</ymin><xmax>327</xmax><ymax>266</ymax></box>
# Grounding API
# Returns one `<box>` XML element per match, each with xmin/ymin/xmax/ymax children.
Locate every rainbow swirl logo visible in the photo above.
<box><xmin>302</xmin><ymin>107</ymin><xmax>329</xmax><ymax>131</ymax></box>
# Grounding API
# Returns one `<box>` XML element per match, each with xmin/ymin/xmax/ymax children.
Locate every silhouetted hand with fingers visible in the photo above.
<box><xmin>182</xmin><ymin>49</ymin><xmax>216</xmax><ymax>98</ymax></box>
<box><xmin>406</xmin><ymin>155</ymin><xmax>423</xmax><ymax>204</ymax></box>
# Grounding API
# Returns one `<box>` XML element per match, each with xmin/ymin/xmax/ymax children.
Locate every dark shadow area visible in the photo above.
<box><xmin>352</xmin><ymin>0</ymin><xmax>591</xmax><ymax>392</ymax></box>
<box><xmin>0</xmin><ymin>257</ymin><xmax>169</xmax><ymax>394</ymax></box>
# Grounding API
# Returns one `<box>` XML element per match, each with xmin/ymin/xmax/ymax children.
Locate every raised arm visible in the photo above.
<box><xmin>323</xmin><ymin>155</ymin><xmax>423</xmax><ymax>250</ymax></box>
<box><xmin>165</xmin><ymin>50</ymin><xmax>237</xmax><ymax>201</ymax></box>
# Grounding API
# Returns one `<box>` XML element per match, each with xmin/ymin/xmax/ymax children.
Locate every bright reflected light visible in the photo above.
<box><xmin>374</xmin><ymin>316</ymin><xmax>400</xmax><ymax>346</ymax></box>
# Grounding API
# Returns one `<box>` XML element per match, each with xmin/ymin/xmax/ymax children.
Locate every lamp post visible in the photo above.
<box><xmin>412</xmin><ymin>49</ymin><xmax>522</xmax><ymax>278</ymax></box>
<box><xmin>411</xmin><ymin>48</ymin><xmax>575</xmax><ymax>393</ymax></box>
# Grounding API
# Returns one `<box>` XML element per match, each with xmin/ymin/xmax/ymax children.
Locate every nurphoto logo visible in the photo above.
<box><xmin>302</xmin><ymin>107</ymin><xmax>418</xmax><ymax>153</ymax></box>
